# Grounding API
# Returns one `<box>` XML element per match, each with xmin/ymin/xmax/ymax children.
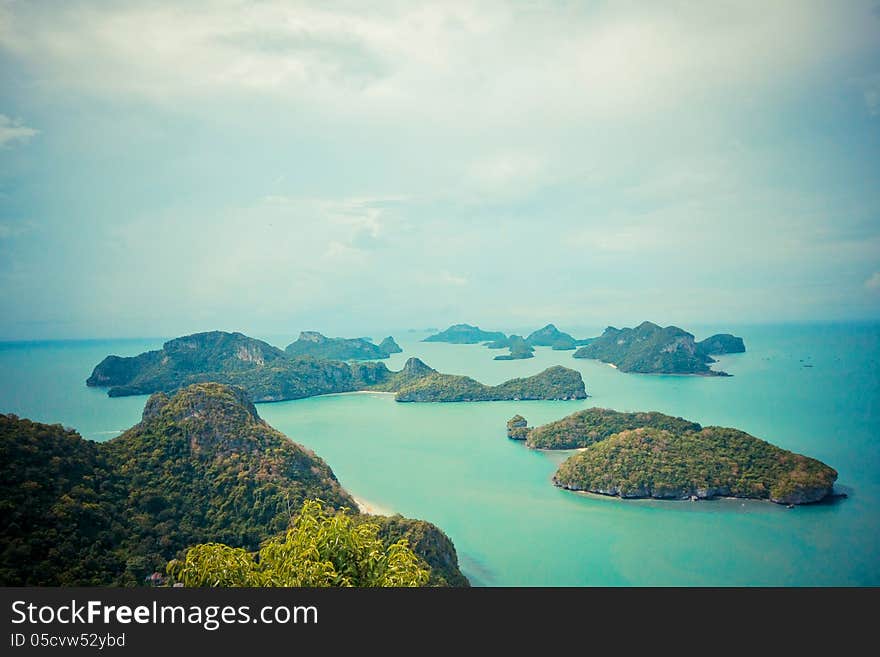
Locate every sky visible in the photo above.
<box><xmin>1</xmin><ymin>0</ymin><xmax>879</xmax><ymax>340</ymax></box>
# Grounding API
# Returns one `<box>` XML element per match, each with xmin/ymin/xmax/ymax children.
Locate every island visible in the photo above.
<box><xmin>505</xmin><ymin>408</ymin><xmax>839</xmax><ymax>505</ymax></box>
<box><xmin>0</xmin><ymin>383</ymin><xmax>468</xmax><ymax>586</ymax></box>
<box><xmin>378</xmin><ymin>336</ymin><xmax>403</xmax><ymax>354</ymax></box>
<box><xmin>86</xmin><ymin>331</ymin><xmax>588</xmax><ymax>403</ymax></box>
<box><xmin>506</xmin><ymin>414</ymin><xmax>529</xmax><ymax>440</ymax></box>
<box><xmin>696</xmin><ymin>333</ymin><xmax>746</xmax><ymax>356</ymax></box>
<box><xmin>423</xmin><ymin>323</ymin><xmax>506</xmax><ymax>344</ymax></box>
<box><xmin>509</xmin><ymin>407</ymin><xmax>701</xmax><ymax>449</ymax></box>
<box><xmin>572</xmin><ymin>321</ymin><xmax>745</xmax><ymax>375</ymax></box>
<box><xmin>392</xmin><ymin>365</ymin><xmax>587</xmax><ymax>402</ymax></box>
<box><xmin>493</xmin><ymin>335</ymin><xmax>535</xmax><ymax>360</ymax></box>
<box><xmin>284</xmin><ymin>331</ymin><xmax>402</xmax><ymax>360</ymax></box>
<box><xmin>525</xmin><ymin>324</ymin><xmax>591</xmax><ymax>350</ymax></box>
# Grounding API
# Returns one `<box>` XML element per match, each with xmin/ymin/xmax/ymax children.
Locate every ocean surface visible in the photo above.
<box><xmin>1</xmin><ymin>323</ymin><xmax>878</xmax><ymax>586</ymax></box>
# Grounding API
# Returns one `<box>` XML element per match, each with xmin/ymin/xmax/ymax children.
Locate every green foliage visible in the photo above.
<box><xmin>554</xmin><ymin>426</ymin><xmax>837</xmax><ymax>504</ymax></box>
<box><xmin>525</xmin><ymin>407</ymin><xmax>701</xmax><ymax>449</ymax></box>
<box><xmin>167</xmin><ymin>501</ymin><xmax>429</xmax><ymax>587</ymax></box>
<box><xmin>423</xmin><ymin>324</ymin><xmax>507</xmax><ymax>344</ymax></box>
<box><xmin>573</xmin><ymin>321</ymin><xmax>737</xmax><ymax>375</ymax></box>
<box><xmin>355</xmin><ymin>514</ymin><xmax>470</xmax><ymax>587</ymax></box>
<box><xmin>0</xmin><ymin>385</ymin><xmax>468</xmax><ymax>585</ymax></box>
<box><xmin>0</xmin><ymin>414</ymin><xmax>125</xmax><ymax>585</ymax></box>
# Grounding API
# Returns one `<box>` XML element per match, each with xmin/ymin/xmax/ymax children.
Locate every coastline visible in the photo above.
<box><xmin>352</xmin><ymin>494</ymin><xmax>395</xmax><ymax>516</ymax></box>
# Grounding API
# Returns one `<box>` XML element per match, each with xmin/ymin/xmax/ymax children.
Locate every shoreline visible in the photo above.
<box><xmin>351</xmin><ymin>494</ymin><xmax>395</xmax><ymax>516</ymax></box>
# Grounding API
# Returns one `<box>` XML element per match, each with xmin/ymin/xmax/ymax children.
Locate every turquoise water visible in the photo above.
<box><xmin>1</xmin><ymin>324</ymin><xmax>878</xmax><ymax>585</ymax></box>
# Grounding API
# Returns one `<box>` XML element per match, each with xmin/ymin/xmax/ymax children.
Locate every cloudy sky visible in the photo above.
<box><xmin>1</xmin><ymin>0</ymin><xmax>879</xmax><ymax>339</ymax></box>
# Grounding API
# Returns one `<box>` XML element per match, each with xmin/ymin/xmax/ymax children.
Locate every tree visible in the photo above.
<box><xmin>167</xmin><ymin>500</ymin><xmax>430</xmax><ymax>587</ymax></box>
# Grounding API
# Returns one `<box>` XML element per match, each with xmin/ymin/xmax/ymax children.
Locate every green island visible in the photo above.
<box><xmin>572</xmin><ymin>321</ymin><xmax>746</xmax><ymax>375</ymax></box>
<box><xmin>86</xmin><ymin>331</ymin><xmax>587</xmax><ymax>403</ymax></box>
<box><xmin>525</xmin><ymin>324</ymin><xmax>591</xmax><ymax>350</ymax></box>
<box><xmin>507</xmin><ymin>409</ymin><xmax>838</xmax><ymax>505</ymax></box>
<box><xmin>284</xmin><ymin>331</ymin><xmax>402</xmax><ymax>360</ymax></box>
<box><xmin>0</xmin><ymin>383</ymin><xmax>468</xmax><ymax>586</ymax></box>
<box><xmin>391</xmin><ymin>365</ymin><xmax>586</xmax><ymax>402</ymax></box>
<box><xmin>510</xmin><ymin>407</ymin><xmax>701</xmax><ymax>449</ymax></box>
<box><xmin>423</xmin><ymin>323</ymin><xmax>506</xmax><ymax>344</ymax></box>
<box><xmin>493</xmin><ymin>335</ymin><xmax>535</xmax><ymax>360</ymax></box>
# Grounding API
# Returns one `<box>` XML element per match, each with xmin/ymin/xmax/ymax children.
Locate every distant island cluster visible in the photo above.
<box><xmin>0</xmin><ymin>316</ymin><xmax>845</xmax><ymax>588</ymax></box>
<box><xmin>86</xmin><ymin>330</ymin><xmax>587</xmax><ymax>403</ymax></box>
<box><xmin>423</xmin><ymin>321</ymin><xmax>745</xmax><ymax>375</ymax></box>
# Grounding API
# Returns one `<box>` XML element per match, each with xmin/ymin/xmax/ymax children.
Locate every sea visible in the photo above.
<box><xmin>1</xmin><ymin>322</ymin><xmax>878</xmax><ymax>586</ymax></box>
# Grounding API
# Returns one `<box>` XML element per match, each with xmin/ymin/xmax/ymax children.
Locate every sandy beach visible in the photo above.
<box><xmin>352</xmin><ymin>494</ymin><xmax>394</xmax><ymax>516</ymax></box>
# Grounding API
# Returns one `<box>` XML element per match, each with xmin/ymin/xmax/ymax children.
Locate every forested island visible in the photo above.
<box><xmin>572</xmin><ymin>321</ymin><xmax>745</xmax><ymax>375</ymax></box>
<box><xmin>507</xmin><ymin>409</ymin><xmax>838</xmax><ymax>505</ymax></box>
<box><xmin>0</xmin><ymin>383</ymin><xmax>468</xmax><ymax>586</ymax></box>
<box><xmin>391</xmin><ymin>365</ymin><xmax>586</xmax><ymax>402</ymax></box>
<box><xmin>86</xmin><ymin>331</ymin><xmax>587</xmax><ymax>403</ymax></box>
<box><xmin>510</xmin><ymin>408</ymin><xmax>701</xmax><ymax>449</ymax></box>
<box><xmin>423</xmin><ymin>324</ymin><xmax>506</xmax><ymax>344</ymax></box>
<box><xmin>284</xmin><ymin>331</ymin><xmax>402</xmax><ymax>360</ymax></box>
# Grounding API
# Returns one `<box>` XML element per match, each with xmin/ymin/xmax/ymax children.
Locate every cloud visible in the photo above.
<box><xmin>466</xmin><ymin>151</ymin><xmax>547</xmax><ymax>196</ymax></box>
<box><xmin>866</xmin><ymin>272</ymin><xmax>880</xmax><ymax>290</ymax></box>
<box><xmin>0</xmin><ymin>115</ymin><xmax>38</xmax><ymax>147</ymax></box>
<box><xmin>2</xmin><ymin>1</ymin><xmax>878</xmax><ymax>127</ymax></box>
<box><xmin>438</xmin><ymin>271</ymin><xmax>468</xmax><ymax>286</ymax></box>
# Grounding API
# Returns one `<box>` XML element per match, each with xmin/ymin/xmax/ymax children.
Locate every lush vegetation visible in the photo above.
<box><xmin>394</xmin><ymin>365</ymin><xmax>587</xmax><ymax>402</ymax></box>
<box><xmin>86</xmin><ymin>331</ymin><xmax>368</xmax><ymax>401</ymax></box>
<box><xmin>494</xmin><ymin>335</ymin><xmax>535</xmax><ymax>360</ymax></box>
<box><xmin>167</xmin><ymin>500</ymin><xmax>429</xmax><ymax>587</ymax></box>
<box><xmin>0</xmin><ymin>384</ymin><xmax>468</xmax><ymax>585</ymax></box>
<box><xmin>423</xmin><ymin>323</ymin><xmax>506</xmax><ymax>344</ymax></box>
<box><xmin>506</xmin><ymin>415</ymin><xmax>529</xmax><ymax>440</ymax></box>
<box><xmin>553</xmin><ymin>426</ymin><xmax>837</xmax><ymax>504</ymax></box>
<box><xmin>88</xmin><ymin>335</ymin><xmax>585</xmax><ymax>404</ymax></box>
<box><xmin>573</xmin><ymin>321</ymin><xmax>742</xmax><ymax>375</ymax></box>
<box><xmin>284</xmin><ymin>331</ymin><xmax>402</xmax><ymax>361</ymax></box>
<box><xmin>520</xmin><ymin>407</ymin><xmax>702</xmax><ymax>449</ymax></box>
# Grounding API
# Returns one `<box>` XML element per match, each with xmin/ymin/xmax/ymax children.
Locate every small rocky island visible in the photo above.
<box><xmin>285</xmin><ymin>331</ymin><xmax>402</xmax><ymax>360</ymax></box>
<box><xmin>427</xmin><ymin>322</ymin><xmax>590</xmax><ymax>360</ymax></box>
<box><xmin>525</xmin><ymin>324</ymin><xmax>591</xmax><ymax>350</ymax></box>
<box><xmin>507</xmin><ymin>409</ymin><xmax>839</xmax><ymax>505</ymax></box>
<box><xmin>572</xmin><ymin>321</ymin><xmax>745</xmax><ymax>375</ymax></box>
<box><xmin>423</xmin><ymin>323</ymin><xmax>506</xmax><ymax>344</ymax></box>
<box><xmin>0</xmin><ymin>383</ymin><xmax>468</xmax><ymax>586</ymax></box>
<box><xmin>87</xmin><ymin>331</ymin><xmax>587</xmax><ymax>403</ymax></box>
<box><xmin>493</xmin><ymin>335</ymin><xmax>535</xmax><ymax>360</ymax></box>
